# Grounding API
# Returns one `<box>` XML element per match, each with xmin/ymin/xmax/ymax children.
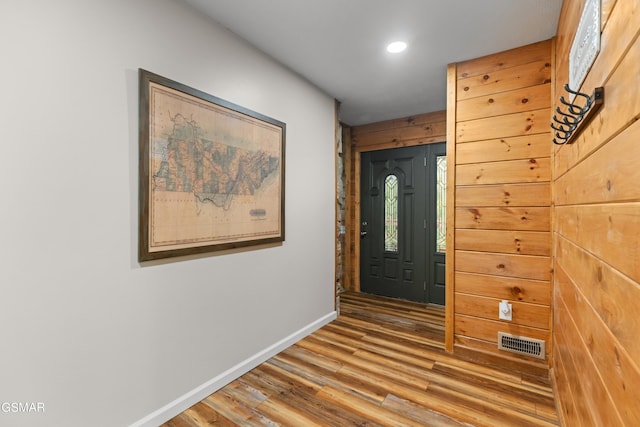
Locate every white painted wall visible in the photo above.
<box><xmin>0</xmin><ymin>1</ymin><xmax>336</xmax><ymax>426</ymax></box>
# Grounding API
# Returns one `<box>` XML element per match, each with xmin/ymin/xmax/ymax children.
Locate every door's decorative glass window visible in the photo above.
<box><xmin>384</xmin><ymin>174</ymin><xmax>398</xmax><ymax>252</ymax></box>
<box><xmin>436</xmin><ymin>156</ymin><xmax>447</xmax><ymax>253</ymax></box>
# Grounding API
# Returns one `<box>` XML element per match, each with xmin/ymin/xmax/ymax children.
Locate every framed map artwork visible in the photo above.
<box><xmin>138</xmin><ymin>69</ymin><xmax>285</xmax><ymax>261</ymax></box>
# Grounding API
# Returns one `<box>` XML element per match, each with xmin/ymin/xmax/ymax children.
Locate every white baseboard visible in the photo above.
<box><xmin>130</xmin><ymin>310</ymin><xmax>337</xmax><ymax>427</ymax></box>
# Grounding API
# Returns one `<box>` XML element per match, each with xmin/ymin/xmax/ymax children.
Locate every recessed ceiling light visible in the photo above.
<box><xmin>386</xmin><ymin>41</ymin><xmax>407</xmax><ymax>53</ymax></box>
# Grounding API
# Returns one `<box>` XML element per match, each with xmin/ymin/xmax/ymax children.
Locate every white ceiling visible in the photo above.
<box><xmin>180</xmin><ymin>0</ymin><xmax>563</xmax><ymax>126</ymax></box>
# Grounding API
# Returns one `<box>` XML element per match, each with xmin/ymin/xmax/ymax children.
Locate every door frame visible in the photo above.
<box><xmin>359</xmin><ymin>144</ymin><xmax>446</xmax><ymax>304</ymax></box>
<box><xmin>353</xmin><ymin>142</ymin><xmax>445</xmax><ymax>293</ymax></box>
<box><xmin>342</xmin><ymin>110</ymin><xmax>453</xmax><ymax>352</ymax></box>
<box><xmin>353</xmin><ymin>143</ymin><xmax>448</xmax><ymax>313</ymax></box>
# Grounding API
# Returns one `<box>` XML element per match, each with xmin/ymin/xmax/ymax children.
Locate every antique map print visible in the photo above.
<box><xmin>148</xmin><ymin>82</ymin><xmax>283</xmax><ymax>253</ymax></box>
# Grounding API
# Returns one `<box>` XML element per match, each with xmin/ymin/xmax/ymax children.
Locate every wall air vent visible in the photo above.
<box><xmin>498</xmin><ymin>332</ymin><xmax>546</xmax><ymax>360</ymax></box>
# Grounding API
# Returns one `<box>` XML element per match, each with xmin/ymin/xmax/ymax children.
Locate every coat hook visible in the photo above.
<box><xmin>551</xmin><ymin>86</ymin><xmax>604</xmax><ymax>145</ymax></box>
<box><xmin>559</xmin><ymin>96</ymin><xmax>584</xmax><ymax>115</ymax></box>
<box><xmin>564</xmin><ymin>83</ymin><xmax>593</xmax><ymax>104</ymax></box>
<box><xmin>555</xmin><ymin>106</ymin><xmax>580</xmax><ymax>125</ymax></box>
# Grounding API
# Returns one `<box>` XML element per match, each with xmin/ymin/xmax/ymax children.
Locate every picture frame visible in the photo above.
<box><xmin>138</xmin><ymin>69</ymin><xmax>285</xmax><ymax>261</ymax></box>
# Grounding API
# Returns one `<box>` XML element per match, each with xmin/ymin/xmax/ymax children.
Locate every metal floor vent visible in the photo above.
<box><xmin>498</xmin><ymin>332</ymin><xmax>546</xmax><ymax>359</ymax></box>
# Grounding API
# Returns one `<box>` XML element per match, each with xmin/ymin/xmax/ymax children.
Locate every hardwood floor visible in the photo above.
<box><xmin>162</xmin><ymin>292</ymin><xmax>559</xmax><ymax>426</ymax></box>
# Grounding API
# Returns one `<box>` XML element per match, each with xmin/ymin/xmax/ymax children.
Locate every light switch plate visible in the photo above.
<box><xmin>499</xmin><ymin>300</ymin><xmax>512</xmax><ymax>321</ymax></box>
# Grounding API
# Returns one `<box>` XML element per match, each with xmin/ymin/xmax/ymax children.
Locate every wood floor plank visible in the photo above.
<box><xmin>431</xmin><ymin>362</ymin><xmax>554</xmax><ymax>402</ymax></box>
<box><xmin>202</xmin><ymin>390</ymin><xmax>276</xmax><ymax>427</ymax></box>
<box><xmin>316</xmin><ymin>386</ymin><xmax>426</xmax><ymax>427</ymax></box>
<box><xmin>277</xmin><ymin>343</ymin><xmax>343</xmax><ymax>373</ymax></box>
<box><xmin>162</xmin><ymin>292</ymin><xmax>559</xmax><ymax>427</ymax></box>
<box><xmin>269</xmin><ymin>354</ymin><xmax>388</xmax><ymax>404</ymax></box>
<box><xmin>257</xmin><ymin>360</ymin><xmax>325</xmax><ymax>393</ymax></box>
<box><xmin>381</xmin><ymin>394</ymin><xmax>474</xmax><ymax>427</ymax></box>
<box><xmin>337</xmin><ymin>313</ymin><xmax>445</xmax><ymax>347</ymax></box>
<box><xmin>427</xmin><ymin>383</ymin><xmax>558</xmax><ymax>427</ymax></box>
<box><xmin>336</xmin><ymin>363</ymin><xmax>432</xmax><ymax>405</ymax></box>
<box><xmin>353</xmin><ymin>349</ymin><xmax>433</xmax><ymax>384</ymax></box>
<box><xmin>299</xmin><ymin>335</ymin><xmax>430</xmax><ymax>390</ymax></box>
<box><xmin>239</xmin><ymin>369</ymin><xmax>301</xmax><ymax>402</ymax></box>
<box><xmin>429</xmin><ymin>363</ymin><xmax>544</xmax><ymax>414</ymax></box>
<box><xmin>315</xmin><ymin>324</ymin><xmax>438</xmax><ymax>372</ymax></box>
<box><xmin>254</xmin><ymin>397</ymin><xmax>327</xmax><ymax>427</ymax></box>
<box><xmin>353</xmin><ymin>339</ymin><xmax>437</xmax><ymax>370</ymax></box>
<box><xmin>341</xmin><ymin>299</ymin><xmax>446</xmax><ymax>327</ymax></box>
<box><xmin>261</xmin><ymin>384</ymin><xmax>384</xmax><ymax>427</ymax></box>
<box><xmin>181</xmin><ymin>401</ymin><xmax>237</xmax><ymax>426</ymax></box>
<box><xmin>334</xmin><ymin>362</ymin><xmax>497</xmax><ymax>426</ymax></box>
<box><xmin>319</xmin><ymin>321</ymin><xmax>368</xmax><ymax>339</ymax></box>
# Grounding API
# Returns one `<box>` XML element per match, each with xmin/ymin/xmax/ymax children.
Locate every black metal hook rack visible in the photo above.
<box><xmin>551</xmin><ymin>84</ymin><xmax>604</xmax><ymax>145</ymax></box>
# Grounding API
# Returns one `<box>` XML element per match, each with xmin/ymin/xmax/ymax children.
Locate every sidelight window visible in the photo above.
<box><xmin>436</xmin><ymin>155</ymin><xmax>447</xmax><ymax>253</ymax></box>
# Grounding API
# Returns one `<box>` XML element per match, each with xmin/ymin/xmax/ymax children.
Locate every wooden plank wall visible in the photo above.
<box><xmin>552</xmin><ymin>0</ymin><xmax>640</xmax><ymax>425</ymax></box>
<box><xmin>447</xmin><ymin>40</ymin><xmax>554</xmax><ymax>367</ymax></box>
<box><xmin>342</xmin><ymin>112</ymin><xmax>446</xmax><ymax>292</ymax></box>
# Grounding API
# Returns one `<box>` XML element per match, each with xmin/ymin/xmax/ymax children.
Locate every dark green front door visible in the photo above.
<box><xmin>360</xmin><ymin>143</ymin><xmax>446</xmax><ymax>305</ymax></box>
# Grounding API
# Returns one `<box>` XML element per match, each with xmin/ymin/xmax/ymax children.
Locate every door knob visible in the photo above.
<box><xmin>360</xmin><ymin>231</ymin><xmax>368</xmax><ymax>238</ymax></box>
